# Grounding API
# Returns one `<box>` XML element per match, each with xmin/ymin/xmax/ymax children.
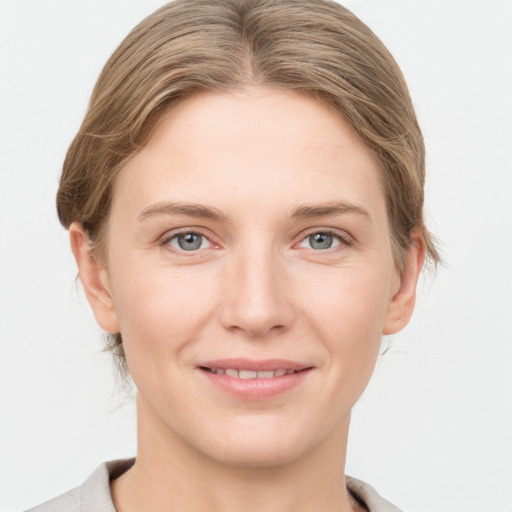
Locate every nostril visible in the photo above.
<box><xmin>218</xmin><ymin>270</ymin><xmax>294</xmax><ymax>338</ymax></box>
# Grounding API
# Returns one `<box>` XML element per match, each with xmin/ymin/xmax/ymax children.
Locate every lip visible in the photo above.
<box><xmin>197</xmin><ymin>358</ymin><xmax>314</xmax><ymax>400</ymax></box>
<box><xmin>199</xmin><ymin>358</ymin><xmax>311</xmax><ymax>372</ymax></box>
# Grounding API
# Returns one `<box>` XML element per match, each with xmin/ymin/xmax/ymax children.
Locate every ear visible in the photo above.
<box><xmin>69</xmin><ymin>223</ymin><xmax>120</xmax><ymax>334</ymax></box>
<box><xmin>382</xmin><ymin>229</ymin><xmax>425</xmax><ymax>335</ymax></box>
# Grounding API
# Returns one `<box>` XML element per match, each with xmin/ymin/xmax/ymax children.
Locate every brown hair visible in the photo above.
<box><xmin>57</xmin><ymin>0</ymin><xmax>439</xmax><ymax>368</ymax></box>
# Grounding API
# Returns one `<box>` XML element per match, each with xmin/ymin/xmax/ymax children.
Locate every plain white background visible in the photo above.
<box><xmin>1</xmin><ymin>1</ymin><xmax>511</xmax><ymax>511</ymax></box>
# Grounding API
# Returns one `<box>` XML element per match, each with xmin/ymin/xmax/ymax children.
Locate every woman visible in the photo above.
<box><xmin>28</xmin><ymin>0</ymin><xmax>439</xmax><ymax>510</ymax></box>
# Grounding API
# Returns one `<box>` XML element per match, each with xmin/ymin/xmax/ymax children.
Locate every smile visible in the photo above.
<box><xmin>198</xmin><ymin>359</ymin><xmax>313</xmax><ymax>400</ymax></box>
<box><xmin>201</xmin><ymin>367</ymin><xmax>303</xmax><ymax>379</ymax></box>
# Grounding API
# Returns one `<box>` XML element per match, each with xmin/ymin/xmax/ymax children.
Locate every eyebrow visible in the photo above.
<box><xmin>291</xmin><ymin>201</ymin><xmax>371</xmax><ymax>220</ymax></box>
<box><xmin>137</xmin><ymin>200</ymin><xmax>371</xmax><ymax>223</ymax></box>
<box><xmin>137</xmin><ymin>201</ymin><xmax>227</xmax><ymax>222</ymax></box>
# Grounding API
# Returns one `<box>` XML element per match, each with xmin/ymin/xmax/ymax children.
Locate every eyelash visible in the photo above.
<box><xmin>160</xmin><ymin>228</ymin><xmax>217</xmax><ymax>255</ymax></box>
<box><xmin>159</xmin><ymin>228</ymin><xmax>354</xmax><ymax>255</ymax></box>
<box><xmin>296</xmin><ymin>228</ymin><xmax>354</xmax><ymax>251</ymax></box>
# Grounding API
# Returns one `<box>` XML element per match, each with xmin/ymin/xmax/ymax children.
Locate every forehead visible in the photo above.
<box><xmin>113</xmin><ymin>86</ymin><xmax>385</xmax><ymax>220</ymax></box>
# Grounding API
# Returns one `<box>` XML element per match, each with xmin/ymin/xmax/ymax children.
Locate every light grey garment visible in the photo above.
<box><xmin>26</xmin><ymin>459</ymin><xmax>403</xmax><ymax>512</ymax></box>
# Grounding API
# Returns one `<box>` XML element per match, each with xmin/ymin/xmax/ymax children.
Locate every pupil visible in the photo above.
<box><xmin>310</xmin><ymin>232</ymin><xmax>333</xmax><ymax>250</ymax></box>
<box><xmin>178</xmin><ymin>233</ymin><xmax>202</xmax><ymax>250</ymax></box>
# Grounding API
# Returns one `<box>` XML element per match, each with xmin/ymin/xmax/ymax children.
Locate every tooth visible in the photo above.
<box><xmin>274</xmin><ymin>369</ymin><xmax>286</xmax><ymax>377</ymax></box>
<box><xmin>215</xmin><ymin>369</ymin><xmax>225</xmax><ymax>374</ymax></box>
<box><xmin>225</xmin><ymin>368</ymin><xmax>238</xmax><ymax>378</ymax></box>
<box><xmin>257</xmin><ymin>370</ymin><xmax>274</xmax><ymax>378</ymax></box>
<box><xmin>239</xmin><ymin>370</ymin><xmax>257</xmax><ymax>379</ymax></box>
<box><xmin>286</xmin><ymin>370</ymin><xmax>294</xmax><ymax>375</ymax></box>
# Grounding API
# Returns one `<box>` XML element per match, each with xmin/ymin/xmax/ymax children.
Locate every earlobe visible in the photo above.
<box><xmin>382</xmin><ymin>230</ymin><xmax>425</xmax><ymax>335</ymax></box>
<box><xmin>69</xmin><ymin>223</ymin><xmax>120</xmax><ymax>334</ymax></box>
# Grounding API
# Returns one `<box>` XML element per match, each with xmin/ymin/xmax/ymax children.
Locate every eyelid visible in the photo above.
<box><xmin>295</xmin><ymin>227</ymin><xmax>355</xmax><ymax>249</ymax></box>
<box><xmin>157</xmin><ymin>226</ymin><xmax>354</xmax><ymax>253</ymax></box>
<box><xmin>159</xmin><ymin>227</ymin><xmax>220</xmax><ymax>253</ymax></box>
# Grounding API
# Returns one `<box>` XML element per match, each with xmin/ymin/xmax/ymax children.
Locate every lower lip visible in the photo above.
<box><xmin>199</xmin><ymin>369</ymin><xmax>312</xmax><ymax>400</ymax></box>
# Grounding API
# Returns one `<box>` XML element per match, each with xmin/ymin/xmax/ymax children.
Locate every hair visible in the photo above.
<box><xmin>57</xmin><ymin>0</ymin><xmax>440</xmax><ymax>371</ymax></box>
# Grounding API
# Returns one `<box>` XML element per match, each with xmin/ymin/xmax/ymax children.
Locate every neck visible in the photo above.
<box><xmin>111</xmin><ymin>395</ymin><xmax>359</xmax><ymax>512</ymax></box>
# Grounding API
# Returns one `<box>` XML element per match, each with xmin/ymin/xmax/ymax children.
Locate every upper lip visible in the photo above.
<box><xmin>198</xmin><ymin>358</ymin><xmax>313</xmax><ymax>372</ymax></box>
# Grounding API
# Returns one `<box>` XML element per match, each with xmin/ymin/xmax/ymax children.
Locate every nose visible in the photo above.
<box><xmin>219</xmin><ymin>245</ymin><xmax>294</xmax><ymax>339</ymax></box>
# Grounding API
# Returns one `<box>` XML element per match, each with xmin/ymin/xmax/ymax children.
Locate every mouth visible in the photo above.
<box><xmin>197</xmin><ymin>359</ymin><xmax>314</xmax><ymax>399</ymax></box>
<box><xmin>199</xmin><ymin>367</ymin><xmax>308</xmax><ymax>379</ymax></box>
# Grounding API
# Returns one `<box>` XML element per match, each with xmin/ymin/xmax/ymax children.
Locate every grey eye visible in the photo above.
<box><xmin>171</xmin><ymin>233</ymin><xmax>207</xmax><ymax>251</ymax></box>
<box><xmin>308</xmin><ymin>232</ymin><xmax>334</xmax><ymax>250</ymax></box>
<box><xmin>298</xmin><ymin>230</ymin><xmax>345</xmax><ymax>251</ymax></box>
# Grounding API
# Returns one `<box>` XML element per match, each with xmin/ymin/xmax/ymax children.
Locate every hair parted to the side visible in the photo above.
<box><xmin>57</xmin><ymin>0</ymin><xmax>440</xmax><ymax>374</ymax></box>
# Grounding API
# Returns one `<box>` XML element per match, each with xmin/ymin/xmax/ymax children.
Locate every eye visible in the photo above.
<box><xmin>166</xmin><ymin>232</ymin><xmax>212</xmax><ymax>251</ymax></box>
<box><xmin>298</xmin><ymin>231</ymin><xmax>345</xmax><ymax>250</ymax></box>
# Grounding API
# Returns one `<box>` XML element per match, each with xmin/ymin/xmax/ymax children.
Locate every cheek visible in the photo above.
<box><xmin>109</xmin><ymin>262</ymin><xmax>220</xmax><ymax>362</ymax></box>
<box><xmin>302</xmin><ymin>261</ymin><xmax>392</xmax><ymax>331</ymax></box>
<box><xmin>299</xmin><ymin>264</ymin><xmax>392</xmax><ymax>372</ymax></box>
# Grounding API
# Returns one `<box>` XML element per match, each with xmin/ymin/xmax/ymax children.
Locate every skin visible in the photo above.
<box><xmin>70</xmin><ymin>86</ymin><xmax>424</xmax><ymax>512</ymax></box>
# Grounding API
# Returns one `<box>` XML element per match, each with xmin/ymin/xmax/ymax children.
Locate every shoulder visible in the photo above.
<box><xmin>25</xmin><ymin>459</ymin><xmax>134</xmax><ymax>512</ymax></box>
<box><xmin>25</xmin><ymin>486</ymin><xmax>81</xmax><ymax>512</ymax></box>
<box><xmin>346</xmin><ymin>476</ymin><xmax>404</xmax><ymax>512</ymax></box>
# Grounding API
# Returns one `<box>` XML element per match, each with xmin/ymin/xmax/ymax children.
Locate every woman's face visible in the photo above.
<box><xmin>76</xmin><ymin>86</ymin><xmax>420</xmax><ymax>467</ymax></box>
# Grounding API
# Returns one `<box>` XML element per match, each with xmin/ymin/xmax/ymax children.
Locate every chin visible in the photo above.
<box><xmin>205</xmin><ymin>438</ymin><xmax>309</xmax><ymax>469</ymax></box>
<box><xmin>192</xmin><ymin>416</ymin><xmax>336</xmax><ymax>470</ymax></box>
